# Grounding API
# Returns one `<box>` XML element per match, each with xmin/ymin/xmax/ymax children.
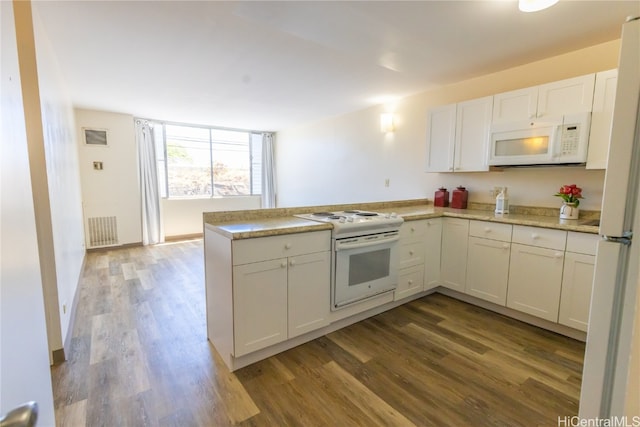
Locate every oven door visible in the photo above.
<box><xmin>333</xmin><ymin>231</ymin><xmax>400</xmax><ymax>309</ymax></box>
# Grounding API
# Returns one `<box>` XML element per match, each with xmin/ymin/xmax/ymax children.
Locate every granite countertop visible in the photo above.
<box><xmin>203</xmin><ymin>199</ymin><xmax>599</xmax><ymax>239</ymax></box>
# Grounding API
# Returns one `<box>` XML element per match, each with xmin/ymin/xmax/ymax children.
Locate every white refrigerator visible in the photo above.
<box><xmin>580</xmin><ymin>16</ymin><xmax>640</xmax><ymax>417</ymax></box>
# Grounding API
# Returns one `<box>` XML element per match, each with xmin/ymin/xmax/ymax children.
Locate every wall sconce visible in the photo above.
<box><xmin>518</xmin><ymin>0</ymin><xmax>558</xmax><ymax>12</ymax></box>
<box><xmin>380</xmin><ymin>113</ymin><xmax>395</xmax><ymax>133</ymax></box>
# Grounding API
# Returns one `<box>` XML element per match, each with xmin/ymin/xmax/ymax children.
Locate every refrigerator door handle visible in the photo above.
<box><xmin>602</xmin><ymin>235</ymin><xmax>633</xmax><ymax>245</ymax></box>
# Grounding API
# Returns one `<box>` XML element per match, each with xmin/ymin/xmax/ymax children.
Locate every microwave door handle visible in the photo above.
<box><xmin>552</xmin><ymin>125</ymin><xmax>562</xmax><ymax>159</ymax></box>
<box><xmin>335</xmin><ymin>235</ymin><xmax>399</xmax><ymax>251</ymax></box>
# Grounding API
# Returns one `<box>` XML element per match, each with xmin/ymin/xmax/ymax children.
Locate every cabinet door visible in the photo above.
<box><xmin>395</xmin><ymin>264</ymin><xmax>425</xmax><ymax>301</ymax></box>
<box><xmin>424</xmin><ymin>218</ymin><xmax>443</xmax><ymax>290</ymax></box>
<box><xmin>425</xmin><ymin>104</ymin><xmax>456</xmax><ymax>172</ymax></box>
<box><xmin>454</xmin><ymin>96</ymin><xmax>492</xmax><ymax>172</ymax></box>
<box><xmin>233</xmin><ymin>259</ymin><xmax>288</xmax><ymax>356</ymax></box>
<box><xmin>288</xmin><ymin>251</ymin><xmax>331</xmax><ymax>338</ymax></box>
<box><xmin>492</xmin><ymin>87</ymin><xmax>538</xmax><ymax>123</ymax></box>
<box><xmin>507</xmin><ymin>243</ymin><xmax>564</xmax><ymax>322</ymax></box>
<box><xmin>559</xmin><ymin>252</ymin><xmax>595</xmax><ymax>332</ymax></box>
<box><xmin>440</xmin><ymin>218</ymin><xmax>469</xmax><ymax>292</ymax></box>
<box><xmin>586</xmin><ymin>69</ymin><xmax>618</xmax><ymax>170</ymax></box>
<box><xmin>466</xmin><ymin>237</ymin><xmax>511</xmax><ymax>305</ymax></box>
<box><xmin>537</xmin><ymin>74</ymin><xmax>596</xmax><ymax>117</ymax></box>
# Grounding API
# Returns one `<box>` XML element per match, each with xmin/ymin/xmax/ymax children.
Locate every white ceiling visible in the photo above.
<box><xmin>33</xmin><ymin>1</ymin><xmax>640</xmax><ymax>131</ymax></box>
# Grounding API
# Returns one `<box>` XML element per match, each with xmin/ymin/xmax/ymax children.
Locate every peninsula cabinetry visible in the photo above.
<box><xmin>465</xmin><ymin>221</ymin><xmax>513</xmax><ymax>305</ymax></box>
<box><xmin>206</xmin><ymin>229</ymin><xmax>331</xmax><ymax>360</ymax></box>
<box><xmin>395</xmin><ymin>220</ymin><xmax>427</xmax><ymax>300</ymax></box>
<box><xmin>507</xmin><ymin>226</ymin><xmax>567</xmax><ymax>322</ymax></box>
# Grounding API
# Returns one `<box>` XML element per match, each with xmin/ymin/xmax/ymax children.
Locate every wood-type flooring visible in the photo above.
<box><xmin>52</xmin><ymin>239</ymin><xmax>585</xmax><ymax>426</ymax></box>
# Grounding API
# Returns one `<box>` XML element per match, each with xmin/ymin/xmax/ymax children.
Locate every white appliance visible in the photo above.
<box><xmin>488</xmin><ymin>112</ymin><xmax>591</xmax><ymax>166</ymax></box>
<box><xmin>580</xmin><ymin>16</ymin><xmax>640</xmax><ymax>418</ymax></box>
<box><xmin>295</xmin><ymin>210</ymin><xmax>404</xmax><ymax>309</ymax></box>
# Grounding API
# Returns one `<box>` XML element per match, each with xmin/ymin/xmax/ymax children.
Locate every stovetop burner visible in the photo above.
<box><xmin>311</xmin><ymin>212</ymin><xmax>335</xmax><ymax>217</ymax></box>
<box><xmin>295</xmin><ymin>209</ymin><xmax>403</xmax><ymax>237</ymax></box>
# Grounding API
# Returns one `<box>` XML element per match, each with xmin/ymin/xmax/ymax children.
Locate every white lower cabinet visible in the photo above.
<box><xmin>288</xmin><ymin>251</ymin><xmax>331</xmax><ymax>338</ymax></box>
<box><xmin>395</xmin><ymin>220</ymin><xmax>427</xmax><ymax>300</ymax></box>
<box><xmin>558</xmin><ymin>232</ymin><xmax>599</xmax><ymax>332</ymax></box>
<box><xmin>507</xmin><ymin>243</ymin><xmax>565</xmax><ymax>322</ymax></box>
<box><xmin>233</xmin><ymin>259</ymin><xmax>288</xmax><ymax>357</ymax></box>
<box><xmin>424</xmin><ymin>218</ymin><xmax>443</xmax><ymax>290</ymax></box>
<box><xmin>232</xmin><ymin>231</ymin><xmax>331</xmax><ymax>357</ymax></box>
<box><xmin>440</xmin><ymin>218</ymin><xmax>469</xmax><ymax>292</ymax></box>
<box><xmin>465</xmin><ymin>221</ymin><xmax>513</xmax><ymax>305</ymax></box>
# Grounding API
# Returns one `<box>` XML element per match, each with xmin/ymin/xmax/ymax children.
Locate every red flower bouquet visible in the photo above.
<box><xmin>555</xmin><ymin>184</ymin><xmax>583</xmax><ymax>207</ymax></box>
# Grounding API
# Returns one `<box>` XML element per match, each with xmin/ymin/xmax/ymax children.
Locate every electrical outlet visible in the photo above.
<box><xmin>384</xmin><ymin>178</ymin><xmax>390</xmax><ymax>187</ymax></box>
<box><xmin>63</xmin><ymin>304</ymin><xmax>67</xmax><ymax>314</ymax></box>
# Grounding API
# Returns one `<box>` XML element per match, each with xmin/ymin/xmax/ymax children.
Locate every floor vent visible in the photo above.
<box><xmin>88</xmin><ymin>216</ymin><xmax>119</xmax><ymax>248</ymax></box>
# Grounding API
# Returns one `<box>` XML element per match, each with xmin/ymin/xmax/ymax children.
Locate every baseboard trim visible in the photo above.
<box><xmin>52</xmin><ymin>347</ymin><xmax>65</xmax><ymax>364</ymax></box>
<box><xmin>164</xmin><ymin>233</ymin><xmax>203</xmax><ymax>242</ymax></box>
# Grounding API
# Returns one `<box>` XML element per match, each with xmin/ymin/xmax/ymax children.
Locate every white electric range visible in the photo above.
<box><xmin>295</xmin><ymin>210</ymin><xmax>404</xmax><ymax>309</ymax></box>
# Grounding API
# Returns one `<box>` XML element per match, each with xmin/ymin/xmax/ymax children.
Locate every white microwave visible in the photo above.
<box><xmin>488</xmin><ymin>112</ymin><xmax>591</xmax><ymax>166</ymax></box>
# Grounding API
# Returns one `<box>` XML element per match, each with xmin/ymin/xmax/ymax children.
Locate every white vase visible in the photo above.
<box><xmin>560</xmin><ymin>202</ymin><xmax>579</xmax><ymax>220</ymax></box>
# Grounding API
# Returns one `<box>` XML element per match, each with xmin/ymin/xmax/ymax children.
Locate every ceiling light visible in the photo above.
<box><xmin>518</xmin><ymin>0</ymin><xmax>559</xmax><ymax>12</ymax></box>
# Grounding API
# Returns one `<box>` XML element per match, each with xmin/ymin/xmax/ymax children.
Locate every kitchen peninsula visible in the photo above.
<box><xmin>204</xmin><ymin>199</ymin><xmax>599</xmax><ymax>371</ymax></box>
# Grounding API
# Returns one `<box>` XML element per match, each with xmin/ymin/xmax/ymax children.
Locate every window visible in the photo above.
<box><xmin>154</xmin><ymin>122</ymin><xmax>263</xmax><ymax>198</ymax></box>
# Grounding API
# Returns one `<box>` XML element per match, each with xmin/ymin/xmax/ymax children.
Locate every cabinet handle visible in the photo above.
<box><xmin>531</xmin><ymin>233</ymin><xmax>539</xmax><ymax>240</ymax></box>
<box><xmin>503</xmin><ymin>244</ymin><xmax>509</xmax><ymax>250</ymax></box>
<box><xmin>411</xmin><ymin>227</ymin><xmax>415</xmax><ymax>232</ymax></box>
<box><xmin>449</xmin><ymin>167</ymin><xmax>454</xmax><ymax>171</ymax></box>
<box><xmin>280</xmin><ymin>261</ymin><xmax>287</xmax><ymax>268</ymax></box>
<box><xmin>284</xmin><ymin>243</ymin><xmax>292</xmax><ymax>249</ymax></box>
<box><xmin>409</xmin><ymin>250</ymin><xmax>414</xmax><ymax>256</ymax></box>
<box><xmin>408</xmin><ymin>279</ymin><xmax>414</xmax><ymax>285</ymax></box>
<box><xmin>554</xmin><ymin>252</ymin><xmax>563</xmax><ymax>259</ymax></box>
<box><xmin>484</xmin><ymin>227</ymin><xmax>491</xmax><ymax>233</ymax></box>
<box><xmin>289</xmin><ymin>260</ymin><xmax>296</xmax><ymax>267</ymax></box>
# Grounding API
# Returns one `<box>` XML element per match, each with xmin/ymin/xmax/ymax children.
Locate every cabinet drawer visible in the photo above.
<box><xmin>394</xmin><ymin>264</ymin><xmax>425</xmax><ymax>301</ymax></box>
<box><xmin>400</xmin><ymin>220</ymin><xmax>427</xmax><ymax>241</ymax></box>
<box><xmin>399</xmin><ymin>241</ymin><xmax>426</xmax><ymax>268</ymax></box>
<box><xmin>469</xmin><ymin>221</ymin><xmax>513</xmax><ymax>242</ymax></box>
<box><xmin>233</xmin><ymin>230</ymin><xmax>331</xmax><ymax>265</ymax></box>
<box><xmin>512</xmin><ymin>225</ymin><xmax>567</xmax><ymax>250</ymax></box>
<box><xmin>566</xmin><ymin>231</ymin><xmax>599</xmax><ymax>255</ymax></box>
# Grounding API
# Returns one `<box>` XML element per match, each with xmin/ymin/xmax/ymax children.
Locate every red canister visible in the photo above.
<box><xmin>451</xmin><ymin>186</ymin><xmax>468</xmax><ymax>209</ymax></box>
<box><xmin>434</xmin><ymin>187</ymin><xmax>449</xmax><ymax>207</ymax></box>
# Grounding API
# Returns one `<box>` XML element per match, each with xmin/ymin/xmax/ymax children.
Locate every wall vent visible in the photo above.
<box><xmin>87</xmin><ymin>216</ymin><xmax>118</xmax><ymax>248</ymax></box>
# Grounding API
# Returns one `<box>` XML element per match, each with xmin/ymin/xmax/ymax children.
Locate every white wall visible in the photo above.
<box><xmin>76</xmin><ymin>109</ymin><xmax>263</xmax><ymax>240</ymax></box>
<box><xmin>0</xmin><ymin>1</ymin><xmax>56</xmax><ymax>424</ymax></box>
<box><xmin>75</xmin><ymin>109</ymin><xmax>142</xmax><ymax>245</ymax></box>
<box><xmin>33</xmin><ymin>6</ymin><xmax>86</xmax><ymax>352</ymax></box>
<box><xmin>277</xmin><ymin>40</ymin><xmax>619</xmax><ymax>211</ymax></box>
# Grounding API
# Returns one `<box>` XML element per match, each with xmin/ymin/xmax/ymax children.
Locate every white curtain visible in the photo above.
<box><xmin>135</xmin><ymin>119</ymin><xmax>163</xmax><ymax>245</ymax></box>
<box><xmin>261</xmin><ymin>132</ymin><xmax>277</xmax><ymax>208</ymax></box>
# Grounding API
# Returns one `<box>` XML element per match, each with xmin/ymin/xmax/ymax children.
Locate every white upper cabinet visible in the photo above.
<box><xmin>454</xmin><ymin>96</ymin><xmax>493</xmax><ymax>172</ymax></box>
<box><xmin>586</xmin><ymin>69</ymin><xmax>618</xmax><ymax>170</ymax></box>
<box><xmin>426</xmin><ymin>96</ymin><xmax>492</xmax><ymax>172</ymax></box>
<box><xmin>537</xmin><ymin>74</ymin><xmax>596</xmax><ymax>117</ymax></box>
<box><xmin>492</xmin><ymin>74</ymin><xmax>596</xmax><ymax>123</ymax></box>
<box><xmin>425</xmin><ymin>104</ymin><xmax>456</xmax><ymax>172</ymax></box>
<box><xmin>492</xmin><ymin>87</ymin><xmax>538</xmax><ymax>123</ymax></box>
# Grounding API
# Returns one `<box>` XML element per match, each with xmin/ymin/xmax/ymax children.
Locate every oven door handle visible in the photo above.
<box><xmin>335</xmin><ymin>235</ymin><xmax>399</xmax><ymax>251</ymax></box>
